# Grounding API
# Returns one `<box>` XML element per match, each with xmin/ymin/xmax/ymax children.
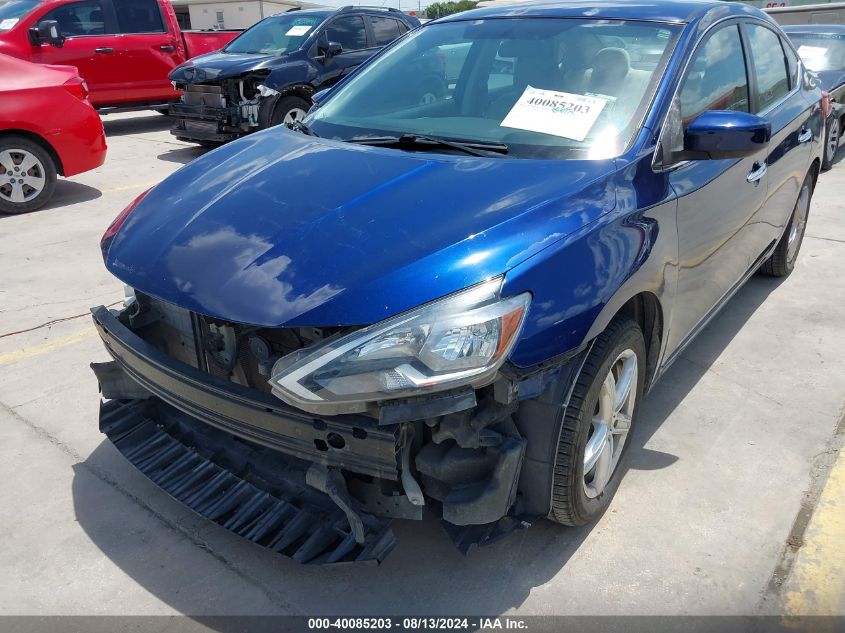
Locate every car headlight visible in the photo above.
<box><xmin>268</xmin><ymin>278</ymin><xmax>530</xmax><ymax>414</ymax></box>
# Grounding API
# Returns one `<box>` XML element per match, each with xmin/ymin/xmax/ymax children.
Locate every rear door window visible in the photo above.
<box><xmin>370</xmin><ymin>16</ymin><xmax>402</xmax><ymax>47</ymax></box>
<box><xmin>112</xmin><ymin>0</ymin><xmax>165</xmax><ymax>34</ymax></box>
<box><xmin>679</xmin><ymin>24</ymin><xmax>750</xmax><ymax>126</ymax></box>
<box><xmin>746</xmin><ymin>23</ymin><xmax>790</xmax><ymax>112</ymax></box>
<box><xmin>326</xmin><ymin>15</ymin><xmax>368</xmax><ymax>52</ymax></box>
<box><xmin>41</xmin><ymin>0</ymin><xmax>108</xmax><ymax>36</ymax></box>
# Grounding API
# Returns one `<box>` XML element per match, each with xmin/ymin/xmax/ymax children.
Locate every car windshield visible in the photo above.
<box><xmin>0</xmin><ymin>0</ymin><xmax>41</xmax><ymax>30</ymax></box>
<box><xmin>308</xmin><ymin>18</ymin><xmax>681</xmax><ymax>160</ymax></box>
<box><xmin>224</xmin><ymin>12</ymin><xmax>328</xmax><ymax>55</ymax></box>
<box><xmin>789</xmin><ymin>32</ymin><xmax>845</xmax><ymax>72</ymax></box>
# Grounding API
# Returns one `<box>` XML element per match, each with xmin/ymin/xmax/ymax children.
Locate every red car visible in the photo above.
<box><xmin>0</xmin><ymin>53</ymin><xmax>107</xmax><ymax>214</ymax></box>
<box><xmin>0</xmin><ymin>0</ymin><xmax>239</xmax><ymax>110</ymax></box>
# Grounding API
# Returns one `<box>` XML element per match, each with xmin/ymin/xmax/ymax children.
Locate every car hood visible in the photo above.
<box><xmin>815</xmin><ymin>69</ymin><xmax>845</xmax><ymax>93</ymax></box>
<box><xmin>169</xmin><ymin>50</ymin><xmax>291</xmax><ymax>83</ymax></box>
<box><xmin>106</xmin><ymin>128</ymin><xmax>616</xmax><ymax>327</ymax></box>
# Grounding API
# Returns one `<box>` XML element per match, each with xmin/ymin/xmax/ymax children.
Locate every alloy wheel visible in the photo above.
<box><xmin>786</xmin><ymin>181</ymin><xmax>811</xmax><ymax>264</ymax></box>
<box><xmin>283</xmin><ymin>108</ymin><xmax>307</xmax><ymax>125</ymax></box>
<box><xmin>583</xmin><ymin>348</ymin><xmax>637</xmax><ymax>499</ymax></box>
<box><xmin>0</xmin><ymin>149</ymin><xmax>46</xmax><ymax>204</ymax></box>
<box><xmin>827</xmin><ymin>118</ymin><xmax>840</xmax><ymax>164</ymax></box>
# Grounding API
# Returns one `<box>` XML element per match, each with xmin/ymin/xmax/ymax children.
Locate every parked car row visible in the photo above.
<box><xmin>89</xmin><ymin>0</ymin><xmax>829</xmax><ymax>565</ymax></box>
<box><xmin>0</xmin><ymin>3</ymin><xmax>419</xmax><ymax>212</ymax></box>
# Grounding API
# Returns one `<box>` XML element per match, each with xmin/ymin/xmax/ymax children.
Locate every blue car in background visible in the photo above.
<box><xmin>92</xmin><ymin>0</ymin><xmax>824</xmax><ymax>564</ymax></box>
<box><xmin>784</xmin><ymin>25</ymin><xmax>845</xmax><ymax>168</ymax></box>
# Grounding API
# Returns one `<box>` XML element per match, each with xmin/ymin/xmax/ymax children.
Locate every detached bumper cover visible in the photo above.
<box><xmin>91</xmin><ymin>306</ymin><xmax>399</xmax><ymax>480</ymax></box>
<box><xmin>100</xmin><ymin>398</ymin><xmax>396</xmax><ymax>564</ymax></box>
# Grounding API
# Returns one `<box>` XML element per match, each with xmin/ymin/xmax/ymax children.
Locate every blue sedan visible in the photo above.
<box><xmin>93</xmin><ymin>0</ymin><xmax>824</xmax><ymax>564</ymax></box>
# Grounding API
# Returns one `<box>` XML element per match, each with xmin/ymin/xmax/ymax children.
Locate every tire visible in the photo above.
<box><xmin>759</xmin><ymin>170</ymin><xmax>814</xmax><ymax>278</ymax></box>
<box><xmin>822</xmin><ymin>116</ymin><xmax>840</xmax><ymax>171</ymax></box>
<box><xmin>269</xmin><ymin>95</ymin><xmax>311</xmax><ymax>129</ymax></box>
<box><xmin>0</xmin><ymin>136</ymin><xmax>57</xmax><ymax>215</ymax></box>
<box><xmin>549</xmin><ymin>316</ymin><xmax>646</xmax><ymax>526</ymax></box>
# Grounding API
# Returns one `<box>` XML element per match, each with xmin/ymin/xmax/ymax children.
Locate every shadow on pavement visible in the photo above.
<box><xmin>157</xmin><ymin>146</ymin><xmax>210</xmax><ymax>165</ymax></box>
<box><xmin>0</xmin><ymin>180</ymin><xmax>102</xmax><ymax>219</ymax></box>
<box><xmin>101</xmin><ymin>114</ymin><xmax>172</xmax><ymax>137</ymax></box>
<box><xmin>70</xmin><ymin>273</ymin><xmax>784</xmax><ymax>621</ymax></box>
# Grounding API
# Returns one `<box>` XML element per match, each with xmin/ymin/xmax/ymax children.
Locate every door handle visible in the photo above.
<box><xmin>94</xmin><ymin>47</ymin><xmax>113</xmax><ymax>54</ymax></box>
<box><xmin>159</xmin><ymin>44</ymin><xmax>175</xmax><ymax>52</ymax></box>
<box><xmin>798</xmin><ymin>127</ymin><xmax>812</xmax><ymax>143</ymax></box>
<box><xmin>747</xmin><ymin>161</ymin><xmax>767</xmax><ymax>184</ymax></box>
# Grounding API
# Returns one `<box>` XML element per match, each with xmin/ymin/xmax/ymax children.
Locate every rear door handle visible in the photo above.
<box><xmin>159</xmin><ymin>44</ymin><xmax>175</xmax><ymax>52</ymax></box>
<box><xmin>94</xmin><ymin>47</ymin><xmax>113</xmax><ymax>54</ymax></box>
<box><xmin>747</xmin><ymin>161</ymin><xmax>767</xmax><ymax>184</ymax></box>
<box><xmin>798</xmin><ymin>127</ymin><xmax>812</xmax><ymax>143</ymax></box>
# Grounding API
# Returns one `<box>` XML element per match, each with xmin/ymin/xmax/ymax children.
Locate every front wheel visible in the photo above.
<box><xmin>549</xmin><ymin>316</ymin><xmax>646</xmax><ymax>526</ymax></box>
<box><xmin>0</xmin><ymin>136</ymin><xmax>57</xmax><ymax>215</ymax></box>
<box><xmin>822</xmin><ymin>116</ymin><xmax>840</xmax><ymax>171</ymax></box>
<box><xmin>759</xmin><ymin>170</ymin><xmax>813</xmax><ymax>278</ymax></box>
<box><xmin>269</xmin><ymin>95</ymin><xmax>311</xmax><ymax>129</ymax></box>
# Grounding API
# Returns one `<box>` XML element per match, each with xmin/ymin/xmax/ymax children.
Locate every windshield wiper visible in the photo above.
<box><xmin>289</xmin><ymin>120</ymin><xmax>319</xmax><ymax>137</ymax></box>
<box><xmin>344</xmin><ymin>134</ymin><xmax>508</xmax><ymax>157</ymax></box>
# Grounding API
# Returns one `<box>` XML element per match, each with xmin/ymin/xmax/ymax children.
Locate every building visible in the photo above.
<box><xmin>170</xmin><ymin>0</ymin><xmax>325</xmax><ymax>30</ymax></box>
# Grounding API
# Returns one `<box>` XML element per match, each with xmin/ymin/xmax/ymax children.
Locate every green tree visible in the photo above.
<box><xmin>425</xmin><ymin>0</ymin><xmax>478</xmax><ymax>19</ymax></box>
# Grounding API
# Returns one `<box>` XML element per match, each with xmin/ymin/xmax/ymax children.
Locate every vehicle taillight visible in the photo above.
<box><xmin>822</xmin><ymin>91</ymin><xmax>831</xmax><ymax>119</ymax></box>
<box><xmin>101</xmin><ymin>189</ymin><xmax>151</xmax><ymax>262</ymax></box>
<box><xmin>63</xmin><ymin>76</ymin><xmax>89</xmax><ymax>101</ymax></box>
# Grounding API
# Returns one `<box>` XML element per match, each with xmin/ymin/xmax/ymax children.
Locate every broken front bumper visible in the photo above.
<box><xmin>91</xmin><ymin>306</ymin><xmax>399</xmax><ymax>480</ymax></box>
<box><xmin>91</xmin><ymin>305</ymin><xmax>533</xmax><ymax>563</ymax></box>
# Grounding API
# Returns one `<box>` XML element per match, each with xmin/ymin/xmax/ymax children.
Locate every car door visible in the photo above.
<box><xmin>742</xmin><ymin>22</ymin><xmax>815</xmax><ymax>251</ymax></box>
<box><xmin>314</xmin><ymin>14</ymin><xmax>375</xmax><ymax>88</ymax></box>
<box><xmin>110</xmin><ymin>0</ymin><xmax>181</xmax><ymax>103</ymax></box>
<box><xmin>663</xmin><ymin>22</ymin><xmax>769</xmax><ymax>356</ymax></box>
<box><xmin>30</xmin><ymin>0</ymin><xmax>124</xmax><ymax>105</ymax></box>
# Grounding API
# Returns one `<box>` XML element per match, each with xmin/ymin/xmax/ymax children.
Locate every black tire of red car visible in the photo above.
<box><xmin>760</xmin><ymin>169</ymin><xmax>814</xmax><ymax>278</ymax></box>
<box><xmin>0</xmin><ymin>136</ymin><xmax>57</xmax><ymax>215</ymax></box>
<box><xmin>268</xmin><ymin>95</ymin><xmax>312</xmax><ymax>129</ymax></box>
<box><xmin>822</xmin><ymin>116</ymin><xmax>840</xmax><ymax>171</ymax></box>
<box><xmin>546</xmin><ymin>316</ymin><xmax>646</xmax><ymax>526</ymax></box>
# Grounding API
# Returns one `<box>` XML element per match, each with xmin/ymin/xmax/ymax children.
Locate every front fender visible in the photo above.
<box><xmin>503</xmin><ymin>154</ymin><xmax>678</xmax><ymax>370</ymax></box>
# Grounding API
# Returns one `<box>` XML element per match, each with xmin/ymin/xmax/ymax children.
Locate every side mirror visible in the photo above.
<box><xmin>322</xmin><ymin>41</ymin><xmax>342</xmax><ymax>59</ymax></box>
<box><xmin>29</xmin><ymin>20</ymin><xmax>64</xmax><ymax>48</ymax></box>
<box><xmin>680</xmin><ymin>110</ymin><xmax>771</xmax><ymax>160</ymax></box>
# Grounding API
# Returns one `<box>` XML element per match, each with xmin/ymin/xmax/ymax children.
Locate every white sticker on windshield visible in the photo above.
<box><xmin>0</xmin><ymin>18</ymin><xmax>19</xmax><ymax>29</ymax></box>
<box><xmin>500</xmin><ymin>86</ymin><xmax>608</xmax><ymax>142</ymax></box>
<box><xmin>285</xmin><ymin>25</ymin><xmax>312</xmax><ymax>36</ymax></box>
<box><xmin>797</xmin><ymin>45</ymin><xmax>827</xmax><ymax>60</ymax></box>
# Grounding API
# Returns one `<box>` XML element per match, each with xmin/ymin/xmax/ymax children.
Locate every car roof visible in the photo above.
<box><xmin>783</xmin><ymin>24</ymin><xmax>845</xmax><ymax>35</ymax></box>
<box><xmin>437</xmin><ymin>0</ymin><xmax>756</xmax><ymax>25</ymax></box>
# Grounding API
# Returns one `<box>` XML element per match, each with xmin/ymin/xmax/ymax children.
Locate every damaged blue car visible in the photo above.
<box><xmin>93</xmin><ymin>0</ymin><xmax>823</xmax><ymax>564</ymax></box>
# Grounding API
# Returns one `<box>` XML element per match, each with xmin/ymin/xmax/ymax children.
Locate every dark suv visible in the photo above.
<box><xmin>168</xmin><ymin>6</ymin><xmax>419</xmax><ymax>145</ymax></box>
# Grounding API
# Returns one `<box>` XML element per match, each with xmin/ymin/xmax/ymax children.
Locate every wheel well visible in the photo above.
<box><xmin>616</xmin><ymin>292</ymin><xmax>663</xmax><ymax>389</ymax></box>
<box><xmin>810</xmin><ymin>157</ymin><xmax>821</xmax><ymax>189</ymax></box>
<box><xmin>0</xmin><ymin>129</ymin><xmax>64</xmax><ymax>176</ymax></box>
<box><xmin>280</xmin><ymin>84</ymin><xmax>315</xmax><ymax>104</ymax></box>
